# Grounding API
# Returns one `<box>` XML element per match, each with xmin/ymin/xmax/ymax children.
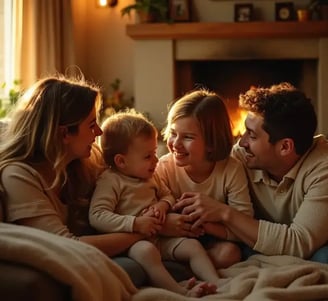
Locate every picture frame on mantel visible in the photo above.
<box><xmin>275</xmin><ymin>2</ymin><xmax>295</xmax><ymax>21</ymax></box>
<box><xmin>169</xmin><ymin>0</ymin><xmax>191</xmax><ymax>22</ymax></box>
<box><xmin>234</xmin><ymin>3</ymin><xmax>254</xmax><ymax>22</ymax></box>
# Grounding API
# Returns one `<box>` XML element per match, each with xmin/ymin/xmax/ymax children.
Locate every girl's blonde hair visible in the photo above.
<box><xmin>162</xmin><ymin>89</ymin><xmax>233</xmax><ymax>161</ymax></box>
<box><xmin>101</xmin><ymin>109</ymin><xmax>157</xmax><ymax>169</ymax></box>
<box><xmin>0</xmin><ymin>74</ymin><xmax>105</xmax><ymax>203</ymax></box>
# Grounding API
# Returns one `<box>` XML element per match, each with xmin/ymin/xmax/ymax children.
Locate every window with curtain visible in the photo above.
<box><xmin>0</xmin><ymin>0</ymin><xmax>19</xmax><ymax>118</ymax></box>
<box><xmin>0</xmin><ymin>0</ymin><xmax>15</xmax><ymax>94</ymax></box>
<box><xmin>1</xmin><ymin>0</ymin><xmax>75</xmax><ymax>92</ymax></box>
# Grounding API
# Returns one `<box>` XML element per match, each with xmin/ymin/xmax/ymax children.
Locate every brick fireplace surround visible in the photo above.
<box><xmin>127</xmin><ymin>21</ymin><xmax>328</xmax><ymax>135</ymax></box>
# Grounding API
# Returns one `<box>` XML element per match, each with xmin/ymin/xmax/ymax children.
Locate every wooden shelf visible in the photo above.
<box><xmin>126</xmin><ymin>21</ymin><xmax>328</xmax><ymax>40</ymax></box>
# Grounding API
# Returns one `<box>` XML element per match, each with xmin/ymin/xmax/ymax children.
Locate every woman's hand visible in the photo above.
<box><xmin>159</xmin><ymin>213</ymin><xmax>204</xmax><ymax>237</ymax></box>
<box><xmin>173</xmin><ymin>192</ymin><xmax>228</xmax><ymax>230</ymax></box>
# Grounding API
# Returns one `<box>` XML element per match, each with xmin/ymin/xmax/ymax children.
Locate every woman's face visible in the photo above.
<box><xmin>64</xmin><ymin>106</ymin><xmax>102</xmax><ymax>162</ymax></box>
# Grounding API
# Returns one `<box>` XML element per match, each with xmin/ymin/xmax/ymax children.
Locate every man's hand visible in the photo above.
<box><xmin>202</xmin><ymin>222</ymin><xmax>228</xmax><ymax>240</ymax></box>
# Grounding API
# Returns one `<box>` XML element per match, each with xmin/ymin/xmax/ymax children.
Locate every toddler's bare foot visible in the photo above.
<box><xmin>184</xmin><ymin>277</ymin><xmax>217</xmax><ymax>298</ymax></box>
<box><xmin>184</xmin><ymin>277</ymin><xmax>196</xmax><ymax>289</ymax></box>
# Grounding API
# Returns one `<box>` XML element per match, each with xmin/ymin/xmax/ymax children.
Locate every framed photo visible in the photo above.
<box><xmin>234</xmin><ymin>3</ymin><xmax>253</xmax><ymax>22</ymax></box>
<box><xmin>169</xmin><ymin>0</ymin><xmax>191</xmax><ymax>22</ymax></box>
<box><xmin>275</xmin><ymin>2</ymin><xmax>295</xmax><ymax>21</ymax></box>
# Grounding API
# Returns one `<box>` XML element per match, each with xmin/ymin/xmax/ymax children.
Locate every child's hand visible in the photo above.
<box><xmin>140</xmin><ymin>206</ymin><xmax>156</xmax><ymax>217</ymax></box>
<box><xmin>150</xmin><ymin>200</ymin><xmax>170</xmax><ymax>223</ymax></box>
<box><xmin>133</xmin><ymin>216</ymin><xmax>162</xmax><ymax>236</ymax></box>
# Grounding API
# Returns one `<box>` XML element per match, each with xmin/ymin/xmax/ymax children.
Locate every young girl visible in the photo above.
<box><xmin>0</xmin><ymin>75</ymin><xmax>143</xmax><ymax>257</ymax></box>
<box><xmin>89</xmin><ymin>109</ymin><xmax>218</xmax><ymax>297</ymax></box>
<box><xmin>156</xmin><ymin>89</ymin><xmax>254</xmax><ymax>268</ymax></box>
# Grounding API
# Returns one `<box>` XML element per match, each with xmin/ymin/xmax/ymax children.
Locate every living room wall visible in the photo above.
<box><xmin>71</xmin><ymin>0</ymin><xmax>310</xmax><ymax>101</ymax></box>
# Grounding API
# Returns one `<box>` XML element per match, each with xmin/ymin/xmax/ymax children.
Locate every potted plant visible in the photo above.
<box><xmin>101</xmin><ymin>78</ymin><xmax>134</xmax><ymax>121</ymax></box>
<box><xmin>0</xmin><ymin>80</ymin><xmax>21</xmax><ymax>119</ymax></box>
<box><xmin>121</xmin><ymin>0</ymin><xmax>168</xmax><ymax>23</ymax></box>
<box><xmin>308</xmin><ymin>0</ymin><xmax>328</xmax><ymax>19</ymax></box>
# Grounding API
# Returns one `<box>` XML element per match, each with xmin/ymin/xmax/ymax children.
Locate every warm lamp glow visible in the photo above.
<box><xmin>96</xmin><ymin>0</ymin><xmax>118</xmax><ymax>8</ymax></box>
<box><xmin>96</xmin><ymin>0</ymin><xmax>108</xmax><ymax>7</ymax></box>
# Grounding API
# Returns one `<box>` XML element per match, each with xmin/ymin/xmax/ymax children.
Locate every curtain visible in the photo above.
<box><xmin>14</xmin><ymin>0</ymin><xmax>75</xmax><ymax>88</ymax></box>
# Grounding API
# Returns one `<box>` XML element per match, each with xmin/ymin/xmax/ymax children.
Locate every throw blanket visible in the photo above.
<box><xmin>2</xmin><ymin>222</ymin><xmax>328</xmax><ymax>301</ymax></box>
<box><xmin>0</xmin><ymin>223</ymin><xmax>137</xmax><ymax>301</ymax></box>
<box><xmin>133</xmin><ymin>255</ymin><xmax>328</xmax><ymax>301</ymax></box>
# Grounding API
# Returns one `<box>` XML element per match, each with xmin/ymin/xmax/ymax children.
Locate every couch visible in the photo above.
<box><xmin>0</xmin><ymin>261</ymin><xmax>71</xmax><ymax>301</ymax></box>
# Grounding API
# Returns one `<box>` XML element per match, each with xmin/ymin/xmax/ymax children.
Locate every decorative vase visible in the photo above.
<box><xmin>297</xmin><ymin>9</ymin><xmax>311</xmax><ymax>21</ymax></box>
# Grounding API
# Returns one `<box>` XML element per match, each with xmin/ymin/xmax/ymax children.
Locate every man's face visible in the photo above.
<box><xmin>239</xmin><ymin>112</ymin><xmax>280</xmax><ymax>172</ymax></box>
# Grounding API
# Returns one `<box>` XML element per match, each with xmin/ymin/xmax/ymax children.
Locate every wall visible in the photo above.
<box><xmin>71</xmin><ymin>0</ymin><xmax>310</xmax><ymax>100</ymax></box>
<box><xmin>0</xmin><ymin>0</ymin><xmax>4</xmax><ymax>82</ymax></box>
<box><xmin>71</xmin><ymin>0</ymin><xmax>136</xmax><ymax>98</ymax></box>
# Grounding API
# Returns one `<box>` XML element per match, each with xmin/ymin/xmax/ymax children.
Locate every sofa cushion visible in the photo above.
<box><xmin>0</xmin><ymin>261</ymin><xmax>71</xmax><ymax>301</ymax></box>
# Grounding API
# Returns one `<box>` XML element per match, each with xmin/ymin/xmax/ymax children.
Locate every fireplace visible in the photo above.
<box><xmin>175</xmin><ymin>59</ymin><xmax>316</xmax><ymax>101</ymax></box>
<box><xmin>175</xmin><ymin>59</ymin><xmax>317</xmax><ymax>135</ymax></box>
<box><xmin>127</xmin><ymin>22</ymin><xmax>328</xmax><ymax>134</ymax></box>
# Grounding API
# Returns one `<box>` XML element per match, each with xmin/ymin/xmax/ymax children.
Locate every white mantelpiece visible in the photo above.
<box><xmin>127</xmin><ymin>22</ymin><xmax>328</xmax><ymax>134</ymax></box>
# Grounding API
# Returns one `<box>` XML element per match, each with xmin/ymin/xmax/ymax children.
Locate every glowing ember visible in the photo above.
<box><xmin>231</xmin><ymin>109</ymin><xmax>247</xmax><ymax>137</ymax></box>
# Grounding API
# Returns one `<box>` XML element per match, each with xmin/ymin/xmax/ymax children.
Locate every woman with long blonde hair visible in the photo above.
<box><xmin>0</xmin><ymin>74</ymin><xmax>143</xmax><ymax>256</ymax></box>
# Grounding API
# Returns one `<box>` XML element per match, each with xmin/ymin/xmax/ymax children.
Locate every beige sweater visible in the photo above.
<box><xmin>89</xmin><ymin>169</ymin><xmax>175</xmax><ymax>233</ymax></box>
<box><xmin>232</xmin><ymin>135</ymin><xmax>328</xmax><ymax>258</ymax></box>
<box><xmin>1</xmin><ymin>162</ymin><xmax>75</xmax><ymax>238</ymax></box>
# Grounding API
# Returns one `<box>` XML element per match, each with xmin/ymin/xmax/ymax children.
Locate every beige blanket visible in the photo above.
<box><xmin>0</xmin><ymin>223</ymin><xmax>137</xmax><ymax>301</ymax></box>
<box><xmin>134</xmin><ymin>255</ymin><xmax>328</xmax><ymax>301</ymax></box>
<box><xmin>2</xmin><ymin>222</ymin><xmax>328</xmax><ymax>301</ymax></box>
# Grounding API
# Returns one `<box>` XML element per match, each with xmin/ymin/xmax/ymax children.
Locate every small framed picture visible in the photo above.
<box><xmin>169</xmin><ymin>0</ymin><xmax>191</xmax><ymax>22</ymax></box>
<box><xmin>234</xmin><ymin>3</ymin><xmax>253</xmax><ymax>22</ymax></box>
<box><xmin>275</xmin><ymin>2</ymin><xmax>295</xmax><ymax>21</ymax></box>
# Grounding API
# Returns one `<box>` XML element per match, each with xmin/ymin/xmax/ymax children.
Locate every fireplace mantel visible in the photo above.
<box><xmin>127</xmin><ymin>21</ymin><xmax>328</xmax><ymax>40</ymax></box>
<box><xmin>127</xmin><ymin>21</ymin><xmax>328</xmax><ymax>134</ymax></box>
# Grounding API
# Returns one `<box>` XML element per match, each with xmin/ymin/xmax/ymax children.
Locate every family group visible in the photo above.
<box><xmin>1</xmin><ymin>75</ymin><xmax>327</xmax><ymax>297</ymax></box>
